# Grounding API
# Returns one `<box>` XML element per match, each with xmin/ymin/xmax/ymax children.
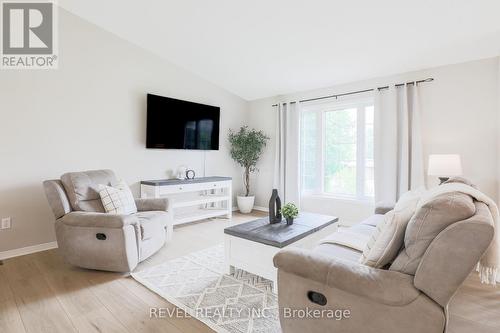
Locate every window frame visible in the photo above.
<box><xmin>300</xmin><ymin>97</ymin><xmax>374</xmax><ymax>202</ymax></box>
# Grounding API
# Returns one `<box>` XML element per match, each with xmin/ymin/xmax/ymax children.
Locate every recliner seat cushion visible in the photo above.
<box><xmin>61</xmin><ymin>169</ymin><xmax>117</xmax><ymax>212</ymax></box>
<box><xmin>319</xmin><ymin>224</ymin><xmax>376</xmax><ymax>252</ymax></box>
<box><xmin>390</xmin><ymin>191</ymin><xmax>475</xmax><ymax>275</ymax></box>
<box><xmin>314</xmin><ymin>243</ymin><xmax>362</xmax><ymax>262</ymax></box>
<box><xmin>360</xmin><ymin>214</ymin><xmax>385</xmax><ymax>227</ymax></box>
<box><xmin>347</xmin><ymin>224</ymin><xmax>377</xmax><ymax>238</ymax></box>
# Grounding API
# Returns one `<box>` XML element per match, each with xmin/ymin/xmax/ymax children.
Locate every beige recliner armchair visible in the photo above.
<box><xmin>43</xmin><ymin>169</ymin><xmax>173</xmax><ymax>272</ymax></box>
<box><xmin>274</xmin><ymin>200</ymin><xmax>494</xmax><ymax>333</ymax></box>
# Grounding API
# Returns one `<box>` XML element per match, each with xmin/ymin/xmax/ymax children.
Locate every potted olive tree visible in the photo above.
<box><xmin>228</xmin><ymin>126</ymin><xmax>269</xmax><ymax>213</ymax></box>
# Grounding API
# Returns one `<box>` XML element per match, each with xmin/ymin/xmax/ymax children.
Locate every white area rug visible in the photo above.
<box><xmin>132</xmin><ymin>244</ymin><xmax>281</xmax><ymax>333</ymax></box>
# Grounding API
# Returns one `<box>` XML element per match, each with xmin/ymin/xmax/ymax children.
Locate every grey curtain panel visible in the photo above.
<box><xmin>374</xmin><ymin>84</ymin><xmax>425</xmax><ymax>203</ymax></box>
<box><xmin>273</xmin><ymin>102</ymin><xmax>301</xmax><ymax>206</ymax></box>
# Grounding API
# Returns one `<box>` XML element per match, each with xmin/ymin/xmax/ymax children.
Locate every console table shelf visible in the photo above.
<box><xmin>140</xmin><ymin>176</ymin><xmax>232</xmax><ymax>225</ymax></box>
<box><xmin>173</xmin><ymin>195</ymin><xmax>230</xmax><ymax>208</ymax></box>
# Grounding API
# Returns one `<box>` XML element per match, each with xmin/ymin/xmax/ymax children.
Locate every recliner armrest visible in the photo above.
<box><xmin>135</xmin><ymin>198</ymin><xmax>170</xmax><ymax>212</ymax></box>
<box><xmin>59</xmin><ymin>211</ymin><xmax>139</xmax><ymax>229</ymax></box>
<box><xmin>374</xmin><ymin>201</ymin><xmax>395</xmax><ymax>214</ymax></box>
<box><xmin>274</xmin><ymin>248</ymin><xmax>420</xmax><ymax>306</ymax></box>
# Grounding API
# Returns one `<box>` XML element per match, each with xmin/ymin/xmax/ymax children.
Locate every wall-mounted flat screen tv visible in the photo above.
<box><xmin>146</xmin><ymin>94</ymin><xmax>220</xmax><ymax>150</ymax></box>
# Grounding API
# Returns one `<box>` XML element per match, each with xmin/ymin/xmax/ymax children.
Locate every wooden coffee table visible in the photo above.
<box><xmin>224</xmin><ymin>212</ymin><xmax>338</xmax><ymax>291</ymax></box>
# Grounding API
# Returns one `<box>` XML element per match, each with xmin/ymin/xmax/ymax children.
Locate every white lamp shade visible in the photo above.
<box><xmin>428</xmin><ymin>154</ymin><xmax>463</xmax><ymax>177</ymax></box>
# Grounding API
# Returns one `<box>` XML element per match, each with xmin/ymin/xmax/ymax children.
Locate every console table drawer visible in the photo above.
<box><xmin>157</xmin><ymin>180</ymin><xmax>231</xmax><ymax>194</ymax></box>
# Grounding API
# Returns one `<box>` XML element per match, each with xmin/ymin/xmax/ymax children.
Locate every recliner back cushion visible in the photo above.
<box><xmin>389</xmin><ymin>191</ymin><xmax>475</xmax><ymax>275</ymax></box>
<box><xmin>359</xmin><ymin>189</ymin><xmax>424</xmax><ymax>268</ymax></box>
<box><xmin>61</xmin><ymin>169</ymin><xmax>118</xmax><ymax>212</ymax></box>
<box><xmin>359</xmin><ymin>206</ymin><xmax>414</xmax><ymax>268</ymax></box>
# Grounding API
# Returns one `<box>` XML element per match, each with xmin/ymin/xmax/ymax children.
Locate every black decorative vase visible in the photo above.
<box><xmin>286</xmin><ymin>217</ymin><xmax>294</xmax><ymax>225</ymax></box>
<box><xmin>268</xmin><ymin>189</ymin><xmax>282</xmax><ymax>224</ymax></box>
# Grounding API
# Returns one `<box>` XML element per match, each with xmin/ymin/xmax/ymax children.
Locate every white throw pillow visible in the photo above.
<box><xmin>359</xmin><ymin>205</ymin><xmax>415</xmax><ymax>268</ymax></box>
<box><xmin>98</xmin><ymin>180</ymin><xmax>137</xmax><ymax>215</ymax></box>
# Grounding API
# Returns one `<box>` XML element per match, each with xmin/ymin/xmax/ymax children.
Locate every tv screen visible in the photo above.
<box><xmin>146</xmin><ymin>94</ymin><xmax>220</xmax><ymax>150</ymax></box>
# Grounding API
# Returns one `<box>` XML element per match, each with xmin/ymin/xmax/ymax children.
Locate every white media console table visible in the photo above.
<box><xmin>140</xmin><ymin>176</ymin><xmax>232</xmax><ymax>225</ymax></box>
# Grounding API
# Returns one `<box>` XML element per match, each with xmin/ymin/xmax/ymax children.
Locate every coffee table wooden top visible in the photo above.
<box><xmin>224</xmin><ymin>212</ymin><xmax>338</xmax><ymax>248</ymax></box>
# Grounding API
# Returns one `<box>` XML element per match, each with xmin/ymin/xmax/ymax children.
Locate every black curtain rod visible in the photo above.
<box><xmin>271</xmin><ymin>77</ymin><xmax>434</xmax><ymax>106</ymax></box>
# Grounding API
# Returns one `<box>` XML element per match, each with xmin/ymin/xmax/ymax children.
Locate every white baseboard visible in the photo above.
<box><xmin>253</xmin><ymin>206</ymin><xmax>268</xmax><ymax>212</ymax></box>
<box><xmin>232</xmin><ymin>206</ymin><xmax>268</xmax><ymax>213</ymax></box>
<box><xmin>0</xmin><ymin>241</ymin><xmax>58</xmax><ymax>261</ymax></box>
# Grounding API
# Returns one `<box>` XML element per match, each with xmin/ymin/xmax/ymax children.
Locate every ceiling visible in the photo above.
<box><xmin>60</xmin><ymin>0</ymin><xmax>500</xmax><ymax>100</ymax></box>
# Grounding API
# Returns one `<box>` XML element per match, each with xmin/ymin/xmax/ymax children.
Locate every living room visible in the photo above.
<box><xmin>1</xmin><ymin>1</ymin><xmax>499</xmax><ymax>333</ymax></box>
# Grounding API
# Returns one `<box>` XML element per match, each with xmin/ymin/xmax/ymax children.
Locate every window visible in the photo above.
<box><xmin>300</xmin><ymin>98</ymin><xmax>374</xmax><ymax>200</ymax></box>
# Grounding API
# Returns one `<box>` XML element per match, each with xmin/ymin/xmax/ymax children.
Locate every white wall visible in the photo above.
<box><xmin>0</xmin><ymin>9</ymin><xmax>248</xmax><ymax>252</ymax></box>
<box><xmin>246</xmin><ymin>97</ymin><xmax>278</xmax><ymax>208</ymax></box>
<box><xmin>1</xmin><ymin>9</ymin><xmax>498</xmax><ymax>251</ymax></box>
<box><xmin>249</xmin><ymin>57</ymin><xmax>500</xmax><ymax>224</ymax></box>
<box><xmin>498</xmin><ymin>59</ymin><xmax>500</xmax><ymax>205</ymax></box>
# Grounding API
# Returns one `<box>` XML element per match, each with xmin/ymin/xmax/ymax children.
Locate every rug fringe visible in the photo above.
<box><xmin>476</xmin><ymin>263</ymin><xmax>498</xmax><ymax>286</ymax></box>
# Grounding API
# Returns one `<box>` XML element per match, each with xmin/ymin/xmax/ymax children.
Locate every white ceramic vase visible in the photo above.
<box><xmin>237</xmin><ymin>195</ymin><xmax>255</xmax><ymax>214</ymax></box>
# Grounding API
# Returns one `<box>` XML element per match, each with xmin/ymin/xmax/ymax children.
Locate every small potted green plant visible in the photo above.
<box><xmin>281</xmin><ymin>203</ymin><xmax>299</xmax><ymax>225</ymax></box>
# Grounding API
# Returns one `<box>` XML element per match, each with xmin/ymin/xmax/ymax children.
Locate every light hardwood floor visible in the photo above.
<box><xmin>0</xmin><ymin>211</ymin><xmax>499</xmax><ymax>333</ymax></box>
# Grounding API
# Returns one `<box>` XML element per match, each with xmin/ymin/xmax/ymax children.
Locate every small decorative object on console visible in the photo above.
<box><xmin>185</xmin><ymin>169</ymin><xmax>196</xmax><ymax>179</ymax></box>
<box><xmin>176</xmin><ymin>165</ymin><xmax>187</xmax><ymax>180</ymax></box>
<box><xmin>281</xmin><ymin>203</ymin><xmax>299</xmax><ymax>225</ymax></box>
<box><xmin>268</xmin><ymin>189</ymin><xmax>282</xmax><ymax>224</ymax></box>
